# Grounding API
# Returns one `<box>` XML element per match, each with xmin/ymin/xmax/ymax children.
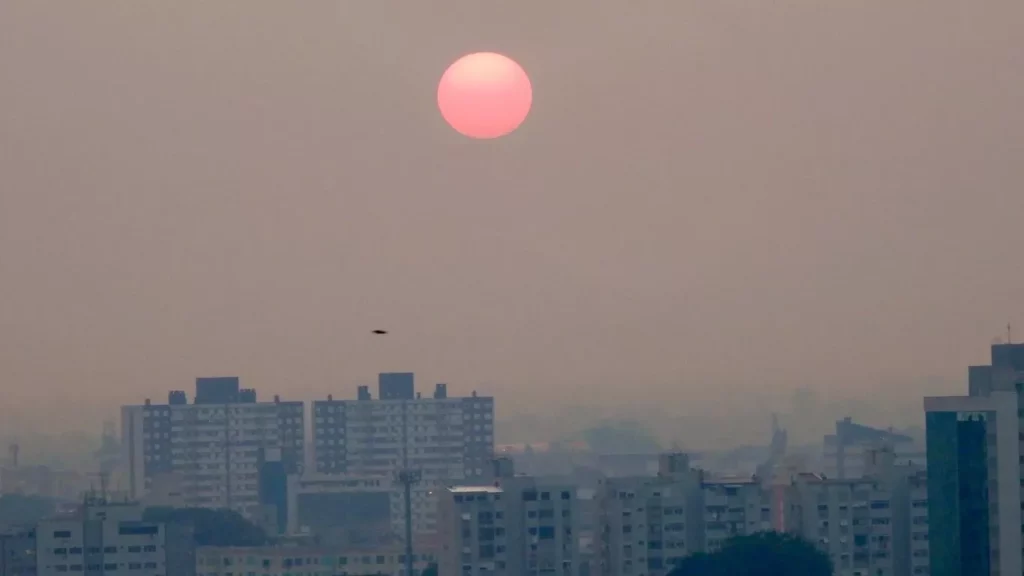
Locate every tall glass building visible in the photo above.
<box><xmin>924</xmin><ymin>390</ymin><xmax>1021</xmax><ymax>576</ymax></box>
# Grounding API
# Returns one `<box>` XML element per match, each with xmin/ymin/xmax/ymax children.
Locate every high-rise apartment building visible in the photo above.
<box><xmin>595</xmin><ymin>453</ymin><xmax>705</xmax><ymax>576</ymax></box>
<box><xmin>311</xmin><ymin>373</ymin><xmax>495</xmax><ymax>534</ymax></box>
<box><xmin>785</xmin><ymin>443</ymin><xmax>932</xmax><ymax>576</ymax></box>
<box><xmin>437</xmin><ymin>459</ymin><xmax>579</xmax><ymax>576</ymax></box>
<box><xmin>121</xmin><ymin>377</ymin><xmax>304</xmax><ymax>518</ymax></box>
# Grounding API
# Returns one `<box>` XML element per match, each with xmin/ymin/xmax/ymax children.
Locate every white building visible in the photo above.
<box><xmin>121</xmin><ymin>377</ymin><xmax>305</xmax><ymax>518</ymax></box>
<box><xmin>312</xmin><ymin>374</ymin><xmax>494</xmax><ymax>534</ymax></box>
<box><xmin>437</xmin><ymin>460</ymin><xmax>579</xmax><ymax>576</ymax></box>
<box><xmin>35</xmin><ymin>498</ymin><xmax>194</xmax><ymax>576</ymax></box>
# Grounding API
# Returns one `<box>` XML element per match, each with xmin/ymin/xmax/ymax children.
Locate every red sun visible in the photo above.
<box><xmin>437</xmin><ymin>52</ymin><xmax>533</xmax><ymax>139</ymax></box>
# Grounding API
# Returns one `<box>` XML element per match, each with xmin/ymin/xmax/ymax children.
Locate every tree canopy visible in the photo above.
<box><xmin>420</xmin><ymin>563</ymin><xmax>438</xmax><ymax>576</ymax></box>
<box><xmin>143</xmin><ymin>507</ymin><xmax>269</xmax><ymax>547</ymax></box>
<box><xmin>669</xmin><ymin>532</ymin><xmax>832</xmax><ymax>576</ymax></box>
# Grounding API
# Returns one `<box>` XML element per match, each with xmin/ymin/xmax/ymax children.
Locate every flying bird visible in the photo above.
<box><xmin>372</xmin><ymin>330</ymin><xmax>388</xmax><ymax>335</ymax></box>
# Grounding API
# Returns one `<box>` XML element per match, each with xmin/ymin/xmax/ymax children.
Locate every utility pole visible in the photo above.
<box><xmin>397</xmin><ymin>469</ymin><xmax>422</xmax><ymax>576</ymax></box>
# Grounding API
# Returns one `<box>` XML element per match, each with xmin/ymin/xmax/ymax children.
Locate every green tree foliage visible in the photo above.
<box><xmin>420</xmin><ymin>563</ymin><xmax>438</xmax><ymax>576</ymax></box>
<box><xmin>143</xmin><ymin>507</ymin><xmax>268</xmax><ymax>547</ymax></box>
<box><xmin>669</xmin><ymin>532</ymin><xmax>832</xmax><ymax>576</ymax></box>
<box><xmin>0</xmin><ymin>494</ymin><xmax>57</xmax><ymax>529</ymax></box>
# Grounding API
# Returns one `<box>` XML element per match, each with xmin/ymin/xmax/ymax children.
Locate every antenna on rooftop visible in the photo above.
<box><xmin>1009</xmin><ymin>322</ymin><xmax>1013</xmax><ymax>344</ymax></box>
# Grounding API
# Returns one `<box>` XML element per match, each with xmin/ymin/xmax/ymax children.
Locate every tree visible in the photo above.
<box><xmin>669</xmin><ymin>532</ymin><xmax>832</xmax><ymax>576</ymax></box>
<box><xmin>420</xmin><ymin>563</ymin><xmax>438</xmax><ymax>576</ymax></box>
<box><xmin>142</xmin><ymin>507</ymin><xmax>268</xmax><ymax>547</ymax></box>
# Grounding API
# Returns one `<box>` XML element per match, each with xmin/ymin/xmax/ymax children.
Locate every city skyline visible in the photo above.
<box><xmin>2</xmin><ymin>1</ymin><xmax>1023</xmax><ymax>447</ymax></box>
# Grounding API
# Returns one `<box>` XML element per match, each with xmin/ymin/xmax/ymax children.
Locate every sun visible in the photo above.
<box><xmin>437</xmin><ymin>52</ymin><xmax>533</xmax><ymax>140</ymax></box>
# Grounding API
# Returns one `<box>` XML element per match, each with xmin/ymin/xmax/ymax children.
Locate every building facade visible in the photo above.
<box><xmin>906</xmin><ymin>471</ymin><xmax>928</xmax><ymax>576</ymax></box>
<box><xmin>121</xmin><ymin>377</ymin><xmax>304</xmax><ymax>518</ymax></box>
<box><xmin>595</xmin><ymin>454</ymin><xmax>704</xmax><ymax>576</ymax></box>
<box><xmin>285</xmin><ymin>473</ymin><xmax>394</xmax><ymax>545</ymax></box>
<box><xmin>312</xmin><ymin>373</ymin><xmax>494</xmax><ymax>534</ymax></box>
<box><xmin>700</xmin><ymin>478</ymin><xmax>772</xmax><ymax>554</ymax></box>
<box><xmin>195</xmin><ymin>545</ymin><xmax>436</xmax><ymax>576</ymax></box>
<box><xmin>924</xmin><ymin>390</ymin><xmax>1020</xmax><ymax>576</ymax></box>
<box><xmin>34</xmin><ymin>499</ymin><xmax>194</xmax><ymax>576</ymax></box>
<box><xmin>786</xmin><ymin>472</ymin><xmax>898</xmax><ymax>576</ymax></box>
<box><xmin>0</xmin><ymin>528</ymin><xmax>37</xmax><ymax>576</ymax></box>
<box><xmin>437</xmin><ymin>461</ymin><xmax>579</xmax><ymax>576</ymax></box>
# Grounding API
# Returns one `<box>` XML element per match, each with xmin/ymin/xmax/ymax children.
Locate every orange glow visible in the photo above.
<box><xmin>437</xmin><ymin>52</ymin><xmax>532</xmax><ymax>139</ymax></box>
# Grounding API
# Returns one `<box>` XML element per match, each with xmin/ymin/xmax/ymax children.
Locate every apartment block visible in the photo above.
<box><xmin>121</xmin><ymin>377</ymin><xmax>304</xmax><ymax>518</ymax></box>
<box><xmin>784</xmin><ymin>443</ymin><xmax>934</xmax><ymax>576</ymax></box>
<box><xmin>312</xmin><ymin>373</ymin><xmax>494</xmax><ymax>534</ymax></box>
<box><xmin>437</xmin><ymin>460</ymin><xmax>579</xmax><ymax>576</ymax></box>
<box><xmin>596</xmin><ymin>454</ymin><xmax>704</xmax><ymax>576</ymax></box>
<box><xmin>35</xmin><ymin>499</ymin><xmax>194</xmax><ymax>576</ymax></box>
<box><xmin>700</xmin><ymin>478</ymin><xmax>772</xmax><ymax>553</ymax></box>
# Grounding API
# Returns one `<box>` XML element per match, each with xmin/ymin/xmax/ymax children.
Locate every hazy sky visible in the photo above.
<box><xmin>1</xmin><ymin>1</ymin><xmax>1022</xmax><ymax>443</ymax></box>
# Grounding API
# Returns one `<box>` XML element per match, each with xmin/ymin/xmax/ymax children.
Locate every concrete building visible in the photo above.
<box><xmin>312</xmin><ymin>373</ymin><xmax>494</xmax><ymax>534</ymax></box>
<box><xmin>437</xmin><ymin>459</ymin><xmax>579</xmax><ymax>576</ymax></box>
<box><xmin>700</xmin><ymin>478</ymin><xmax>772</xmax><ymax>554</ymax></box>
<box><xmin>595</xmin><ymin>454</ymin><xmax>704</xmax><ymax>576</ymax></box>
<box><xmin>121</xmin><ymin>377</ymin><xmax>304</xmax><ymax>518</ymax></box>
<box><xmin>786</xmin><ymin>472</ymin><xmax>896</xmax><ymax>576</ymax></box>
<box><xmin>924</xmin><ymin>389</ymin><xmax>1020</xmax><ymax>576</ymax></box>
<box><xmin>786</xmin><ymin>445</ymin><xmax>926</xmax><ymax>576</ymax></box>
<box><xmin>34</xmin><ymin>498</ymin><xmax>194</xmax><ymax>576</ymax></box>
<box><xmin>0</xmin><ymin>528</ymin><xmax>37</xmax><ymax>576</ymax></box>
<box><xmin>195</xmin><ymin>544</ymin><xmax>436</xmax><ymax>576</ymax></box>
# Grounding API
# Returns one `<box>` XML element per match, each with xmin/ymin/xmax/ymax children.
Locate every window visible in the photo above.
<box><xmin>118</xmin><ymin>525</ymin><xmax>158</xmax><ymax>536</ymax></box>
<box><xmin>52</xmin><ymin>531</ymin><xmax>72</xmax><ymax>539</ymax></box>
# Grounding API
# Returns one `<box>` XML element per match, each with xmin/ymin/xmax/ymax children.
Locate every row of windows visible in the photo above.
<box><xmin>50</xmin><ymin>545</ymin><xmax>158</xmax><ymax>554</ymax></box>
<box><xmin>199</xmin><ymin>553</ymin><xmax>435</xmax><ymax>567</ymax></box>
<box><xmin>49</xmin><ymin>562</ymin><xmax>159</xmax><ymax>572</ymax></box>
